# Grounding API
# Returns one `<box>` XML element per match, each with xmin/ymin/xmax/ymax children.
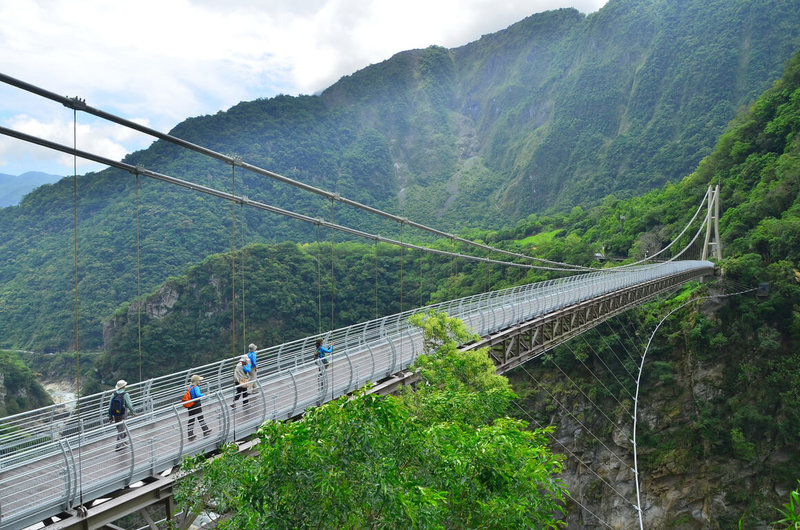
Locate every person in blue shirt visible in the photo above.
<box><xmin>315</xmin><ymin>338</ymin><xmax>332</xmax><ymax>367</ymax></box>
<box><xmin>247</xmin><ymin>343</ymin><xmax>258</xmax><ymax>389</ymax></box>
<box><xmin>186</xmin><ymin>374</ymin><xmax>212</xmax><ymax>441</ymax></box>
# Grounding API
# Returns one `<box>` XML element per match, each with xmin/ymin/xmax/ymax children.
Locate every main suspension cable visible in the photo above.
<box><xmin>0</xmin><ymin>72</ymin><xmax>593</xmax><ymax>272</ymax></box>
<box><xmin>0</xmin><ymin>125</ymin><xmax>580</xmax><ymax>272</ymax></box>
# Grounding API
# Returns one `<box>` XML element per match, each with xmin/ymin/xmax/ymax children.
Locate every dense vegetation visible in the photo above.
<box><xmin>175</xmin><ymin>312</ymin><xmax>566</xmax><ymax>528</ymax></box>
<box><xmin>1</xmin><ymin>0</ymin><xmax>799</xmax><ymax>352</ymax></box>
<box><xmin>0</xmin><ymin>350</ymin><xmax>52</xmax><ymax>415</ymax></box>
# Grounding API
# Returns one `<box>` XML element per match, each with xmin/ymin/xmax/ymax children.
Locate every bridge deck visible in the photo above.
<box><xmin>0</xmin><ymin>261</ymin><xmax>714</xmax><ymax>529</ymax></box>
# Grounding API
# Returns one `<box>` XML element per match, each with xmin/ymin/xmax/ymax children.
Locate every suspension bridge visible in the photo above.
<box><xmin>0</xmin><ymin>73</ymin><xmax>725</xmax><ymax>529</ymax></box>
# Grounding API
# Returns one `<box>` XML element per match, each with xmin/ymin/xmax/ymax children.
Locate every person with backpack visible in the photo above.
<box><xmin>315</xmin><ymin>338</ymin><xmax>333</xmax><ymax>367</ymax></box>
<box><xmin>231</xmin><ymin>355</ymin><xmax>250</xmax><ymax>410</ymax></box>
<box><xmin>107</xmin><ymin>379</ymin><xmax>137</xmax><ymax>451</ymax></box>
<box><xmin>246</xmin><ymin>343</ymin><xmax>258</xmax><ymax>389</ymax></box>
<box><xmin>184</xmin><ymin>374</ymin><xmax>212</xmax><ymax>441</ymax></box>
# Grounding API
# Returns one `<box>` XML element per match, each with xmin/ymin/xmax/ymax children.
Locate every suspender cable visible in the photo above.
<box><xmin>0</xmin><ymin>126</ymin><xmax>588</xmax><ymax>271</ymax></box>
<box><xmin>0</xmin><ymin>73</ymin><xmax>593</xmax><ymax>272</ymax></box>
<box><xmin>240</xmin><ymin>200</ymin><xmax>248</xmax><ymax>350</ymax></box>
<box><xmin>135</xmin><ymin>172</ymin><xmax>143</xmax><ymax>383</ymax></box>
<box><xmin>399</xmin><ymin>222</ymin><xmax>404</xmax><ymax>314</ymax></box>
<box><xmin>418</xmin><ymin>251</ymin><xmax>423</xmax><ymax>308</ymax></box>
<box><xmin>330</xmin><ymin>199</ymin><xmax>335</xmax><ymax>331</ymax></box>
<box><xmin>71</xmin><ymin>105</ymin><xmax>84</xmax><ymax>509</ymax></box>
<box><xmin>316</xmin><ymin>222</ymin><xmax>322</xmax><ymax>334</ymax></box>
<box><xmin>374</xmin><ymin>240</ymin><xmax>379</xmax><ymax>319</ymax></box>
<box><xmin>451</xmin><ymin>240</ymin><xmax>457</xmax><ymax>278</ymax></box>
<box><xmin>231</xmin><ymin>163</ymin><xmax>237</xmax><ymax>358</ymax></box>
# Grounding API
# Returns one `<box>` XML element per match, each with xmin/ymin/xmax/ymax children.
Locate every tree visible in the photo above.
<box><xmin>175</xmin><ymin>312</ymin><xmax>566</xmax><ymax>528</ymax></box>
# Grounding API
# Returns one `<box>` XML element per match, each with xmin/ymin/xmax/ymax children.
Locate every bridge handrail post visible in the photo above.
<box><xmin>171</xmin><ymin>404</ymin><xmax>186</xmax><ymax>462</ymax></box>
<box><xmin>478</xmin><ymin>300</ymin><xmax>486</xmax><ymax>335</ymax></box>
<box><xmin>63</xmin><ymin>433</ymin><xmax>79</xmax><ymax>510</ymax></box>
<box><xmin>525</xmin><ymin>283</ymin><xmax>536</xmax><ymax>320</ymax></box>
<box><xmin>404</xmin><ymin>327</ymin><xmax>418</xmax><ymax>367</ymax></box>
<box><xmin>122</xmin><ymin>420</ymin><xmax>135</xmax><ymax>486</ymax></box>
<box><xmin>254</xmin><ymin>380</ymin><xmax>267</xmax><ymax>426</ymax></box>
<box><xmin>143</xmin><ymin>378</ymin><xmax>154</xmax><ymax>414</ymax></box>
<box><xmin>510</xmin><ymin>286</ymin><xmax>519</xmax><ymax>325</ymax></box>
<box><xmin>340</xmin><ymin>341</ymin><xmax>355</xmax><ymax>394</ymax></box>
<box><xmin>385</xmin><ymin>331</ymin><xmax>399</xmax><ymax>377</ymax></box>
<box><xmin>497</xmin><ymin>291</ymin><xmax>508</xmax><ymax>330</ymax></box>
<box><xmin>48</xmin><ymin>407</ymin><xmax>56</xmax><ymax>440</ymax></box>
<box><xmin>365</xmin><ymin>340</ymin><xmax>378</xmax><ymax>383</ymax></box>
<box><xmin>215</xmin><ymin>361</ymin><xmax>226</xmax><ymax>394</ymax></box>
<box><xmin>288</xmin><ymin>369</ymin><xmax>300</xmax><ymax>418</ymax></box>
<box><xmin>300</xmin><ymin>336</ymin><xmax>314</xmax><ymax>369</ymax></box>
<box><xmin>272</xmin><ymin>342</ymin><xmax>282</xmax><ymax>374</ymax></box>
<box><xmin>58</xmin><ymin>438</ymin><xmax>72</xmax><ymax>514</ymax></box>
<box><xmin>212</xmin><ymin>389</ymin><xmax>232</xmax><ymax>444</ymax></box>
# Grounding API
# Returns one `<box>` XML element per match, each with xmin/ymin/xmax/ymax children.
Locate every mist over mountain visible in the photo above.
<box><xmin>1</xmin><ymin>0</ymin><xmax>799</xmax><ymax>352</ymax></box>
<box><xmin>0</xmin><ymin>171</ymin><xmax>62</xmax><ymax>207</ymax></box>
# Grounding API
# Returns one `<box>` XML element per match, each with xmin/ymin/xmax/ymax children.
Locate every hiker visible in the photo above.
<box><xmin>108</xmin><ymin>379</ymin><xmax>137</xmax><ymax>451</ymax></box>
<box><xmin>232</xmin><ymin>355</ymin><xmax>250</xmax><ymax>409</ymax></box>
<box><xmin>315</xmin><ymin>338</ymin><xmax>332</xmax><ymax>367</ymax></box>
<box><xmin>247</xmin><ymin>343</ymin><xmax>258</xmax><ymax>388</ymax></box>
<box><xmin>185</xmin><ymin>374</ymin><xmax>212</xmax><ymax>441</ymax></box>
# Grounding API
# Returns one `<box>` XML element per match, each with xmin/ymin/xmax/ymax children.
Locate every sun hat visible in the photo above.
<box><xmin>190</xmin><ymin>375</ymin><xmax>203</xmax><ymax>384</ymax></box>
<box><xmin>240</xmin><ymin>355</ymin><xmax>249</xmax><ymax>363</ymax></box>
<box><xmin>115</xmin><ymin>380</ymin><xmax>127</xmax><ymax>390</ymax></box>
<box><xmin>248</xmin><ymin>343</ymin><xmax>257</xmax><ymax>351</ymax></box>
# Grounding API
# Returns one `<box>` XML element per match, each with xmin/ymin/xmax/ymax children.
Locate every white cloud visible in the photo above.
<box><xmin>0</xmin><ymin>114</ymin><xmax>151</xmax><ymax>173</ymax></box>
<box><xmin>0</xmin><ymin>0</ymin><xmax>608</xmax><ymax>175</ymax></box>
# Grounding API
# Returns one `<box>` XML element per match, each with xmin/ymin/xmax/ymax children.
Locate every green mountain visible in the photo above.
<box><xmin>1</xmin><ymin>0</ymin><xmax>799</xmax><ymax>353</ymax></box>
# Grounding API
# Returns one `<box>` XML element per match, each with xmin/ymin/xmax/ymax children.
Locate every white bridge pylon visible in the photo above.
<box><xmin>702</xmin><ymin>184</ymin><xmax>723</xmax><ymax>261</ymax></box>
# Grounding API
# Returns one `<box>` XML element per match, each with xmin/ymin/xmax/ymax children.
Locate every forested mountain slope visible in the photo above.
<box><xmin>1</xmin><ymin>0</ymin><xmax>798</xmax><ymax>353</ymax></box>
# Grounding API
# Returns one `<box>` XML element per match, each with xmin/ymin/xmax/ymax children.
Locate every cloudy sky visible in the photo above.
<box><xmin>0</xmin><ymin>0</ymin><xmax>607</xmax><ymax>177</ymax></box>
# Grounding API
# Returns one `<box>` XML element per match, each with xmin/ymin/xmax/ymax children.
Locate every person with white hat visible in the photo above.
<box><xmin>107</xmin><ymin>379</ymin><xmax>137</xmax><ymax>451</ymax></box>
<box><xmin>231</xmin><ymin>355</ymin><xmax>250</xmax><ymax>410</ymax></box>
<box><xmin>246</xmin><ymin>343</ymin><xmax>258</xmax><ymax>390</ymax></box>
<box><xmin>185</xmin><ymin>374</ymin><xmax>212</xmax><ymax>441</ymax></box>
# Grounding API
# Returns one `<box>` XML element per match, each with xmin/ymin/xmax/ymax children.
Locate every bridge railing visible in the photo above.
<box><xmin>0</xmin><ymin>261</ymin><xmax>714</xmax><ymax>529</ymax></box>
<box><xmin>0</xmin><ymin>261</ymin><xmax>689</xmax><ymax>454</ymax></box>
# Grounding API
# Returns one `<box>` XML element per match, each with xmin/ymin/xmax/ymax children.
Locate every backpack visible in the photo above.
<box><xmin>109</xmin><ymin>392</ymin><xmax>126</xmax><ymax>417</ymax></box>
<box><xmin>182</xmin><ymin>385</ymin><xmax>196</xmax><ymax>408</ymax></box>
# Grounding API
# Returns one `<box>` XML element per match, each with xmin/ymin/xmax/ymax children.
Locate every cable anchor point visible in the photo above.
<box><xmin>64</xmin><ymin>96</ymin><xmax>87</xmax><ymax>111</ymax></box>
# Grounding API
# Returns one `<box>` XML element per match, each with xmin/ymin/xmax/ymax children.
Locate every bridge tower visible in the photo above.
<box><xmin>701</xmin><ymin>185</ymin><xmax>723</xmax><ymax>261</ymax></box>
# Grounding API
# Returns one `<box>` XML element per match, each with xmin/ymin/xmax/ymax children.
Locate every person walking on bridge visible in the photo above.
<box><xmin>247</xmin><ymin>343</ymin><xmax>258</xmax><ymax>390</ymax></box>
<box><xmin>315</xmin><ymin>338</ymin><xmax>332</xmax><ymax>367</ymax></box>
<box><xmin>185</xmin><ymin>374</ymin><xmax>212</xmax><ymax>441</ymax></box>
<box><xmin>231</xmin><ymin>355</ymin><xmax>250</xmax><ymax>409</ymax></box>
<box><xmin>108</xmin><ymin>380</ymin><xmax>137</xmax><ymax>451</ymax></box>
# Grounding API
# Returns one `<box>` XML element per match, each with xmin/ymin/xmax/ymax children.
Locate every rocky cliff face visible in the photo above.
<box><xmin>509</xmin><ymin>302</ymin><xmax>792</xmax><ymax>528</ymax></box>
<box><xmin>102</xmin><ymin>281</ymin><xmax>182</xmax><ymax>349</ymax></box>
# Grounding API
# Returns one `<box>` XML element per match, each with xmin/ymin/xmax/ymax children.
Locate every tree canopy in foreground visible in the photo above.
<box><xmin>175</xmin><ymin>311</ymin><xmax>566</xmax><ymax>528</ymax></box>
